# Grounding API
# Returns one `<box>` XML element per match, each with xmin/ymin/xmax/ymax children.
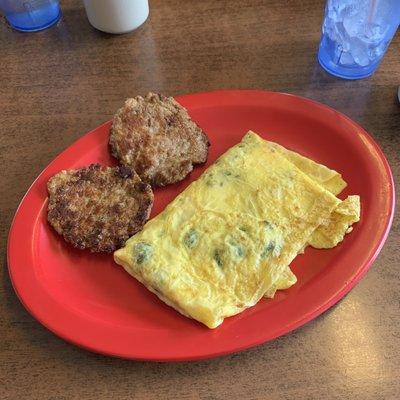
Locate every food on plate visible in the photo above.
<box><xmin>47</xmin><ymin>164</ymin><xmax>153</xmax><ymax>253</ymax></box>
<box><xmin>259</xmin><ymin>139</ymin><xmax>360</xmax><ymax>250</ymax></box>
<box><xmin>309</xmin><ymin>195</ymin><xmax>361</xmax><ymax>248</ymax></box>
<box><xmin>259</xmin><ymin>140</ymin><xmax>360</xmax><ymax>297</ymax></box>
<box><xmin>264</xmin><ymin>195</ymin><xmax>360</xmax><ymax>296</ymax></box>
<box><xmin>266</xmin><ymin>141</ymin><xmax>347</xmax><ymax>195</ymax></box>
<box><xmin>109</xmin><ymin>92</ymin><xmax>209</xmax><ymax>187</ymax></box>
<box><xmin>264</xmin><ymin>266</ymin><xmax>297</xmax><ymax>298</ymax></box>
<box><xmin>114</xmin><ymin>131</ymin><xmax>348</xmax><ymax>328</ymax></box>
<box><xmin>268</xmin><ymin>194</ymin><xmax>360</xmax><ymax>295</ymax></box>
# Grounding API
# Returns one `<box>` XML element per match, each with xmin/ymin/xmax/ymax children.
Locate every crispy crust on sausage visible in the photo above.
<box><xmin>47</xmin><ymin>164</ymin><xmax>153</xmax><ymax>252</ymax></box>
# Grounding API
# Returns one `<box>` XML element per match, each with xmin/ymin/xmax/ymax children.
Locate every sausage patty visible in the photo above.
<box><xmin>47</xmin><ymin>164</ymin><xmax>153</xmax><ymax>252</ymax></box>
<box><xmin>109</xmin><ymin>92</ymin><xmax>209</xmax><ymax>187</ymax></box>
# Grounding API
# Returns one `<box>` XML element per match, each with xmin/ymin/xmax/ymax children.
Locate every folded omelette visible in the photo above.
<box><xmin>262</xmin><ymin>139</ymin><xmax>360</xmax><ymax>296</ymax></box>
<box><xmin>114</xmin><ymin>131</ymin><xmax>360</xmax><ymax>328</ymax></box>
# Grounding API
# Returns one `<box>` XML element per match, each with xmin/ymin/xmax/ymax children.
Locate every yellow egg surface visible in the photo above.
<box><xmin>263</xmin><ymin>137</ymin><xmax>359</xmax><ymax>296</ymax></box>
<box><xmin>309</xmin><ymin>195</ymin><xmax>361</xmax><ymax>249</ymax></box>
<box><xmin>264</xmin><ymin>266</ymin><xmax>297</xmax><ymax>298</ymax></box>
<box><xmin>114</xmin><ymin>131</ymin><xmax>341</xmax><ymax>329</ymax></box>
<box><xmin>266</xmin><ymin>140</ymin><xmax>347</xmax><ymax>196</ymax></box>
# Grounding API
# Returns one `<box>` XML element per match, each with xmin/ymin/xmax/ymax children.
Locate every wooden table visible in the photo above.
<box><xmin>1</xmin><ymin>1</ymin><xmax>399</xmax><ymax>399</ymax></box>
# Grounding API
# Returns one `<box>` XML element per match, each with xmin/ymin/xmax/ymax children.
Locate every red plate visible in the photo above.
<box><xmin>8</xmin><ymin>90</ymin><xmax>394</xmax><ymax>361</ymax></box>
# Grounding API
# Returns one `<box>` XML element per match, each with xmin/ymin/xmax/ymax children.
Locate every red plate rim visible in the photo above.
<box><xmin>7</xmin><ymin>90</ymin><xmax>395</xmax><ymax>361</ymax></box>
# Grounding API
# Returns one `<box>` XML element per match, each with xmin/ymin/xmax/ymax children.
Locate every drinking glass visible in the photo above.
<box><xmin>318</xmin><ymin>0</ymin><xmax>400</xmax><ymax>79</ymax></box>
<box><xmin>0</xmin><ymin>0</ymin><xmax>61</xmax><ymax>32</ymax></box>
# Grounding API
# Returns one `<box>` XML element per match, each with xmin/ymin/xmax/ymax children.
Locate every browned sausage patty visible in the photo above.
<box><xmin>47</xmin><ymin>164</ymin><xmax>153</xmax><ymax>253</ymax></box>
<box><xmin>109</xmin><ymin>92</ymin><xmax>209</xmax><ymax>187</ymax></box>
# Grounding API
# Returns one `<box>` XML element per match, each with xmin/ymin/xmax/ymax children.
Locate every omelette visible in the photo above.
<box><xmin>309</xmin><ymin>195</ymin><xmax>360</xmax><ymax>249</ymax></box>
<box><xmin>262</xmin><ymin>140</ymin><xmax>360</xmax><ymax>295</ymax></box>
<box><xmin>266</xmin><ymin>141</ymin><xmax>347</xmax><ymax>196</ymax></box>
<box><xmin>114</xmin><ymin>131</ymin><xmax>360</xmax><ymax>329</ymax></box>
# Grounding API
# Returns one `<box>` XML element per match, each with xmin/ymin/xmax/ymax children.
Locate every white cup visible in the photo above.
<box><xmin>83</xmin><ymin>0</ymin><xmax>149</xmax><ymax>34</ymax></box>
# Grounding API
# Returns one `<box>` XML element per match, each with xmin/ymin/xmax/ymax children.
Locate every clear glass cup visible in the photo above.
<box><xmin>0</xmin><ymin>0</ymin><xmax>61</xmax><ymax>32</ymax></box>
<box><xmin>318</xmin><ymin>0</ymin><xmax>400</xmax><ymax>79</ymax></box>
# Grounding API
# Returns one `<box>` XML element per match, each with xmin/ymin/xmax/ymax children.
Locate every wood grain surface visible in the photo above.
<box><xmin>1</xmin><ymin>1</ymin><xmax>399</xmax><ymax>399</ymax></box>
